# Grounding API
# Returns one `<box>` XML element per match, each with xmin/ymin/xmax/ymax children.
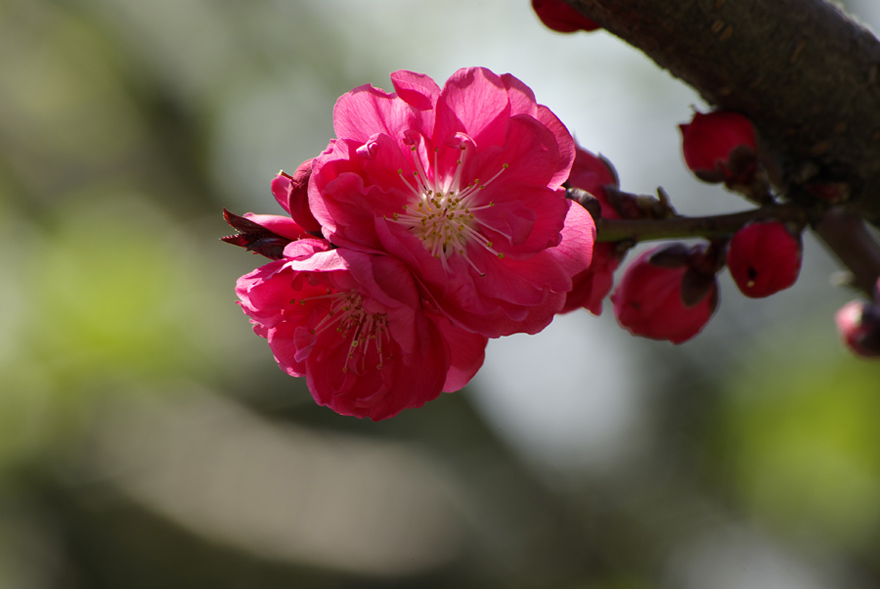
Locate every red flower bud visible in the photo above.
<box><xmin>562</xmin><ymin>146</ymin><xmax>624</xmax><ymax>315</ymax></box>
<box><xmin>220</xmin><ymin>209</ymin><xmax>307</xmax><ymax>260</ymax></box>
<box><xmin>271</xmin><ymin>159</ymin><xmax>322</xmax><ymax>234</ymax></box>
<box><xmin>611</xmin><ymin>244</ymin><xmax>719</xmax><ymax>344</ymax></box>
<box><xmin>679</xmin><ymin>110</ymin><xmax>758</xmax><ymax>187</ymax></box>
<box><xmin>726</xmin><ymin>221</ymin><xmax>802</xmax><ymax>298</ymax></box>
<box><xmin>836</xmin><ymin>300</ymin><xmax>880</xmax><ymax>358</ymax></box>
<box><xmin>562</xmin><ymin>242</ymin><xmax>624</xmax><ymax>315</ymax></box>
<box><xmin>531</xmin><ymin>0</ymin><xmax>600</xmax><ymax>33</ymax></box>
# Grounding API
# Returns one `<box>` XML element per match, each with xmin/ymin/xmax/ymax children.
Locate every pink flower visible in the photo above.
<box><xmin>726</xmin><ymin>220</ymin><xmax>802</xmax><ymax>298</ymax></box>
<box><xmin>611</xmin><ymin>244</ymin><xmax>719</xmax><ymax>344</ymax></box>
<box><xmin>561</xmin><ymin>146</ymin><xmax>625</xmax><ymax>315</ymax></box>
<box><xmin>309</xmin><ymin>67</ymin><xmax>594</xmax><ymax>337</ymax></box>
<box><xmin>679</xmin><ymin>110</ymin><xmax>758</xmax><ymax>187</ymax></box>
<box><xmin>531</xmin><ymin>0</ymin><xmax>600</xmax><ymax>33</ymax></box>
<box><xmin>236</xmin><ymin>239</ymin><xmax>488</xmax><ymax>420</ymax></box>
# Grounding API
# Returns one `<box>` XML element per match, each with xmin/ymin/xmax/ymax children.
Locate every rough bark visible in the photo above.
<box><xmin>565</xmin><ymin>0</ymin><xmax>880</xmax><ymax>292</ymax></box>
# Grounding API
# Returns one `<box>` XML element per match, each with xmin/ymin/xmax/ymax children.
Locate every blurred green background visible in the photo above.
<box><xmin>2</xmin><ymin>0</ymin><xmax>880</xmax><ymax>587</ymax></box>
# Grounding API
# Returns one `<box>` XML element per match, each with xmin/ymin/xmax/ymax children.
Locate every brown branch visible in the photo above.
<box><xmin>564</xmin><ymin>0</ymin><xmax>880</xmax><ymax>225</ymax></box>
<box><xmin>814</xmin><ymin>207</ymin><xmax>880</xmax><ymax>295</ymax></box>
<box><xmin>595</xmin><ymin>203</ymin><xmax>806</xmax><ymax>243</ymax></box>
<box><xmin>563</xmin><ymin>0</ymin><xmax>880</xmax><ymax>296</ymax></box>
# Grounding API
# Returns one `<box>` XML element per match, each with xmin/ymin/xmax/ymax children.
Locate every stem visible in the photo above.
<box><xmin>813</xmin><ymin>207</ymin><xmax>880</xmax><ymax>296</ymax></box>
<box><xmin>596</xmin><ymin>203</ymin><xmax>807</xmax><ymax>243</ymax></box>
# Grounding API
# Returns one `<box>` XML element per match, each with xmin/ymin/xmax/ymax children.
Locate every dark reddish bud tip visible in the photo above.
<box><xmin>679</xmin><ymin>110</ymin><xmax>758</xmax><ymax>187</ymax></box>
<box><xmin>681</xmin><ymin>266</ymin><xmax>718</xmax><ymax>308</ymax></box>
<box><xmin>221</xmin><ymin>208</ymin><xmax>300</xmax><ymax>260</ymax></box>
<box><xmin>836</xmin><ymin>300</ymin><xmax>880</xmax><ymax>358</ymax></box>
<box><xmin>648</xmin><ymin>243</ymin><xmax>690</xmax><ymax>268</ymax></box>
<box><xmin>531</xmin><ymin>0</ymin><xmax>600</xmax><ymax>33</ymax></box>
<box><xmin>566</xmin><ymin>187</ymin><xmax>603</xmax><ymax>220</ymax></box>
<box><xmin>272</xmin><ymin>159</ymin><xmax>322</xmax><ymax>234</ymax></box>
<box><xmin>726</xmin><ymin>220</ymin><xmax>802</xmax><ymax>298</ymax></box>
<box><xmin>611</xmin><ymin>243</ymin><xmax>719</xmax><ymax>344</ymax></box>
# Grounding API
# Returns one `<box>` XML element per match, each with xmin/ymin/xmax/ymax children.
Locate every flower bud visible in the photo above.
<box><xmin>531</xmin><ymin>0</ymin><xmax>600</xmax><ymax>33</ymax></box>
<box><xmin>611</xmin><ymin>243</ymin><xmax>719</xmax><ymax>344</ymax></box>
<box><xmin>220</xmin><ymin>209</ymin><xmax>307</xmax><ymax>260</ymax></box>
<box><xmin>562</xmin><ymin>242</ymin><xmax>624</xmax><ymax>315</ymax></box>
<box><xmin>562</xmin><ymin>147</ymin><xmax>624</xmax><ymax>315</ymax></box>
<box><xmin>271</xmin><ymin>159</ymin><xmax>322</xmax><ymax>234</ymax></box>
<box><xmin>836</xmin><ymin>300</ymin><xmax>880</xmax><ymax>358</ymax></box>
<box><xmin>726</xmin><ymin>220</ymin><xmax>802</xmax><ymax>298</ymax></box>
<box><xmin>567</xmin><ymin>147</ymin><xmax>619</xmax><ymax>210</ymax></box>
<box><xmin>679</xmin><ymin>110</ymin><xmax>758</xmax><ymax>188</ymax></box>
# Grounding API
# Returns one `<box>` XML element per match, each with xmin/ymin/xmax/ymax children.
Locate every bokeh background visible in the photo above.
<box><xmin>2</xmin><ymin>0</ymin><xmax>880</xmax><ymax>587</ymax></box>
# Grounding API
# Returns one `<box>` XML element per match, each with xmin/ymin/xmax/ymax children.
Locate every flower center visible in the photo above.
<box><xmin>391</xmin><ymin>145</ymin><xmax>509</xmax><ymax>274</ymax></box>
<box><xmin>296</xmin><ymin>289</ymin><xmax>390</xmax><ymax>372</ymax></box>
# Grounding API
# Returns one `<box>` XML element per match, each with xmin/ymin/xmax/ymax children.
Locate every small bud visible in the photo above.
<box><xmin>836</xmin><ymin>300</ymin><xmax>880</xmax><ymax>358</ymax></box>
<box><xmin>679</xmin><ymin>111</ymin><xmax>763</xmax><ymax>195</ymax></box>
<box><xmin>611</xmin><ymin>243</ymin><xmax>719</xmax><ymax>344</ymax></box>
<box><xmin>726</xmin><ymin>220</ymin><xmax>802</xmax><ymax>298</ymax></box>
<box><xmin>272</xmin><ymin>159</ymin><xmax>322</xmax><ymax>234</ymax></box>
<box><xmin>531</xmin><ymin>0</ymin><xmax>600</xmax><ymax>33</ymax></box>
<box><xmin>221</xmin><ymin>209</ymin><xmax>307</xmax><ymax>260</ymax></box>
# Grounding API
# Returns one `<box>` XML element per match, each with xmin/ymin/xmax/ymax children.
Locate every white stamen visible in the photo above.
<box><xmin>391</xmin><ymin>144</ymin><xmax>509</xmax><ymax>272</ymax></box>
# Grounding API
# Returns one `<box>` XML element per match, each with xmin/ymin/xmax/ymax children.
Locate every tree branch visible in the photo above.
<box><xmin>595</xmin><ymin>203</ymin><xmax>806</xmax><ymax>243</ymax></box>
<box><xmin>564</xmin><ymin>0</ymin><xmax>880</xmax><ymax>296</ymax></box>
<box><xmin>565</xmin><ymin>0</ymin><xmax>880</xmax><ymax>225</ymax></box>
<box><xmin>814</xmin><ymin>207</ymin><xmax>880</xmax><ymax>294</ymax></box>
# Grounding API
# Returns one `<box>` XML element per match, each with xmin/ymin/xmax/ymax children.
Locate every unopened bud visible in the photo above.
<box><xmin>726</xmin><ymin>220</ymin><xmax>802</xmax><ymax>298</ymax></box>
<box><xmin>531</xmin><ymin>0</ymin><xmax>600</xmax><ymax>33</ymax></box>
<box><xmin>679</xmin><ymin>110</ymin><xmax>767</xmax><ymax>198</ymax></box>
<box><xmin>611</xmin><ymin>243</ymin><xmax>719</xmax><ymax>344</ymax></box>
<box><xmin>836</xmin><ymin>300</ymin><xmax>880</xmax><ymax>358</ymax></box>
<box><xmin>220</xmin><ymin>209</ymin><xmax>307</xmax><ymax>260</ymax></box>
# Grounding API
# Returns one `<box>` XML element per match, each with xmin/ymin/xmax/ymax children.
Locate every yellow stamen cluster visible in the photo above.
<box><xmin>389</xmin><ymin>144</ymin><xmax>510</xmax><ymax>274</ymax></box>
<box><xmin>296</xmin><ymin>289</ymin><xmax>390</xmax><ymax>373</ymax></box>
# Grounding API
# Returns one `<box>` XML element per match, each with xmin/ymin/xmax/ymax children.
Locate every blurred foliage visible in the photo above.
<box><xmin>0</xmin><ymin>0</ymin><xmax>879</xmax><ymax>587</ymax></box>
<box><xmin>715</xmin><ymin>329</ymin><xmax>880</xmax><ymax>550</ymax></box>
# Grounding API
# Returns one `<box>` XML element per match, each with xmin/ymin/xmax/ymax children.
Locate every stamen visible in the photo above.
<box><xmin>393</xmin><ymin>143</ymin><xmax>511</xmax><ymax>273</ymax></box>
<box><xmin>294</xmin><ymin>289</ymin><xmax>390</xmax><ymax>373</ymax></box>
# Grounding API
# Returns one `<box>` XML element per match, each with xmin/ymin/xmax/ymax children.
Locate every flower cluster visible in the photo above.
<box><xmin>225</xmin><ymin>68</ymin><xmax>596</xmax><ymax>420</ymax></box>
<box><xmin>560</xmin><ymin>111</ymin><xmax>804</xmax><ymax>344</ymax></box>
<box><xmin>226</xmin><ymin>65</ymin><xmax>868</xmax><ymax>418</ymax></box>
